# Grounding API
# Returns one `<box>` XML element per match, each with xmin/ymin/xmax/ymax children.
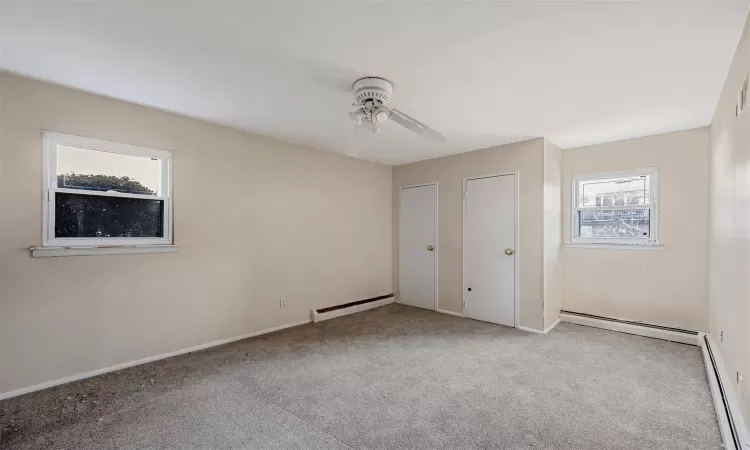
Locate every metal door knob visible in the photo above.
<box><xmin>505</xmin><ymin>248</ymin><xmax>514</xmax><ymax>255</ymax></box>
<box><xmin>427</xmin><ymin>245</ymin><xmax>434</xmax><ymax>251</ymax></box>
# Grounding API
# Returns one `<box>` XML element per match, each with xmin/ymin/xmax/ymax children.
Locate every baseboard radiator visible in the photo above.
<box><xmin>560</xmin><ymin>310</ymin><xmax>699</xmax><ymax>345</ymax></box>
<box><xmin>703</xmin><ymin>335</ymin><xmax>746</xmax><ymax>450</ymax></box>
<box><xmin>562</xmin><ymin>310</ymin><xmax>750</xmax><ymax>449</ymax></box>
<box><xmin>312</xmin><ymin>294</ymin><xmax>395</xmax><ymax>323</ymax></box>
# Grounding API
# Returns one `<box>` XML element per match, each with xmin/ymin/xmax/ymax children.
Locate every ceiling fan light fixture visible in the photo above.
<box><xmin>348</xmin><ymin>76</ymin><xmax>446</xmax><ymax>143</ymax></box>
<box><xmin>348</xmin><ymin>109</ymin><xmax>366</xmax><ymax>126</ymax></box>
<box><xmin>374</xmin><ymin>110</ymin><xmax>389</xmax><ymax>124</ymax></box>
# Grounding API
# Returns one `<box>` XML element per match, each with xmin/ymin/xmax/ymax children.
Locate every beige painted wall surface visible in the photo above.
<box><xmin>543</xmin><ymin>139</ymin><xmax>563</xmax><ymax>329</ymax></box>
<box><xmin>562</xmin><ymin>128</ymin><xmax>710</xmax><ymax>331</ymax></box>
<box><xmin>392</xmin><ymin>139</ymin><xmax>545</xmax><ymax>329</ymax></box>
<box><xmin>0</xmin><ymin>73</ymin><xmax>392</xmax><ymax>395</ymax></box>
<box><xmin>709</xmin><ymin>13</ymin><xmax>750</xmax><ymax>419</ymax></box>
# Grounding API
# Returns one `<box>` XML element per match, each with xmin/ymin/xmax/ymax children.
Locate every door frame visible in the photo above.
<box><xmin>462</xmin><ymin>172</ymin><xmax>520</xmax><ymax>327</ymax></box>
<box><xmin>398</xmin><ymin>182</ymin><xmax>439</xmax><ymax>311</ymax></box>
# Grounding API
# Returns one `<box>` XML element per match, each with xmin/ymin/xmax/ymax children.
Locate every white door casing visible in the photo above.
<box><xmin>463</xmin><ymin>174</ymin><xmax>516</xmax><ymax>327</ymax></box>
<box><xmin>399</xmin><ymin>184</ymin><xmax>437</xmax><ymax>311</ymax></box>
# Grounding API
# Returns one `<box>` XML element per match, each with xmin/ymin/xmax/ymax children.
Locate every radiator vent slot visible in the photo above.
<box><xmin>312</xmin><ymin>294</ymin><xmax>394</xmax><ymax>322</ymax></box>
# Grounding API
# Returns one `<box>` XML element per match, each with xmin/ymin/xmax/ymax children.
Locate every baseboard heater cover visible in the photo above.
<box><xmin>312</xmin><ymin>294</ymin><xmax>395</xmax><ymax>323</ymax></box>
<box><xmin>560</xmin><ymin>310</ymin><xmax>698</xmax><ymax>345</ymax></box>
<box><xmin>703</xmin><ymin>335</ymin><xmax>743</xmax><ymax>450</ymax></box>
<box><xmin>561</xmin><ymin>310</ymin><xmax>698</xmax><ymax>335</ymax></box>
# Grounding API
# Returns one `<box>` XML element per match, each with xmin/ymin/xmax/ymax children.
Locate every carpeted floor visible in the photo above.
<box><xmin>0</xmin><ymin>304</ymin><xmax>721</xmax><ymax>449</ymax></box>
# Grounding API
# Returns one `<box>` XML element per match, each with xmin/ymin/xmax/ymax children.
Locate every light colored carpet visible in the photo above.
<box><xmin>0</xmin><ymin>304</ymin><xmax>721</xmax><ymax>449</ymax></box>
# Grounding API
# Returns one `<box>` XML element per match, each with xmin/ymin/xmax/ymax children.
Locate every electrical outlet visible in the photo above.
<box><xmin>721</xmin><ymin>330</ymin><xmax>724</xmax><ymax>342</ymax></box>
<box><xmin>737</xmin><ymin>73</ymin><xmax>749</xmax><ymax>117</ymax></box>
<box><xmin>279</xmin><ymin>297</ymin><xmax>287</xmax><ymax>308</ymax></box>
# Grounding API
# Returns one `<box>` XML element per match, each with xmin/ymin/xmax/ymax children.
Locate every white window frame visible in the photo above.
<box><xmin>42</xmin><ymin>131</ymin><xmax>173</xmax><ymax>247</ymax></box>
<box><xmin>571</xmin><ymin>168</ymin><xmax>659</xmax><ymax>246</ymax></box>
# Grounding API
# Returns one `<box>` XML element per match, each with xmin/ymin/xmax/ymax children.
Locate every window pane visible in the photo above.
<box><xmin>57</xmin><ymin>145</ymin><xmax>163</xmax><ymax>195</ymax></box>
<box><xmin>579</xmin><ymin>175</ymin><xmax>650</xmax><ymax>207</ymax></box>
<box><xmin>578</xmin><ymin>209</ymin><xmax>650</xmax><ymax>238</ymax></box>
<box><xmin>55</xmin><ymin>192</ymin><xmax>164</xmax><ymax>238</ymax></box>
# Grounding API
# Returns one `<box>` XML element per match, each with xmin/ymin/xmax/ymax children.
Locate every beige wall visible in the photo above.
<box><xmin>543</xmin><ymin>139</ymin><xmax>563</xmax><ymax>329</ymax></box>
<box><xmin>561</xmin><ymin>128</ymin><xmax>710</xmax><ymax>331</ymax></box>
<box><xmin>709</xmin><ymin>12</ymin><xmax>750</xmax><ymax>419</ymax></box>
<box><xmin>0</xmin><ymin>73</ymin><xmax>392</xmax><ymax>395</ymax></box>
<box><xmin>392</xmin><ymin>139</ymin><xmax>546</xmax><ymax>330</ymax></box>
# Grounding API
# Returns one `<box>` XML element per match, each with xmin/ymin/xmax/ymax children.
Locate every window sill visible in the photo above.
<box><xmin>563</xmin><ymin>242</ymin><xmax>664</xmax><ymax>251</ymax></box>
<box><xmin>30</xmin><ymin>245</ymin><xmax>180</xmax><ymax>258</ymax></box>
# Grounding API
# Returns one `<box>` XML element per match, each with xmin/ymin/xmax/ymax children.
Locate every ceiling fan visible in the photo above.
<box><xmin>348</xmin><ymin>77</ymin><xmax>446</xmax><ymax>143</ymax></box>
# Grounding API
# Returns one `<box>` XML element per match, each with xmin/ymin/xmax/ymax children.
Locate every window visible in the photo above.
<box><xmin>571</xmin><ymin>168</ymin><xmax>658</xmax><ymax>245</ymax></box>
<box><xmin>43</xmin><ymin>132</ymin><xmax>172</xmax><ymax>247</ymax></box>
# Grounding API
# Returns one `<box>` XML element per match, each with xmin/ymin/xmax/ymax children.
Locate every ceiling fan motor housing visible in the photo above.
<box><xmin>352</xmin><ymin>77</ymin><xmax>393</xmax><ymax>106</ymax></box>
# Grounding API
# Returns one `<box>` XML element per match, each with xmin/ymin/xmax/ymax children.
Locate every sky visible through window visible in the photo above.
<box><xmin>56</xmin><ymin>145</ymin><xmax>163</xmax><ymax>195</ymax></box>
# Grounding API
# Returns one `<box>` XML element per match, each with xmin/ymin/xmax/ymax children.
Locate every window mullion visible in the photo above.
<box><xmin>50</xmin><ymin>187</ymin><xmax>166</xmax><ymax>201</ymax></box>
<box><xmin>576</xmin><ymin>205</ymin><xmax>652</xmax><ymax>212</ymax></box>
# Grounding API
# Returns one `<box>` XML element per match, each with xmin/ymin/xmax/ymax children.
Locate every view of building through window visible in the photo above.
<box><xmin>575</xmin><ymin>174</ymin><xmax>653</xmax><ymax>240</ymax></box>
<box><xmin>578</xmin><ymin>209</ymin><xmax>650</xmax><ymax>238</ymax></box>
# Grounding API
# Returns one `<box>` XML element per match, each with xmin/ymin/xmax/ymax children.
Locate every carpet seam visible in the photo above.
<box><xmin>242</xmin><ymin>383</ymin><xmax>356</xmax><ymax>449</ymax></box>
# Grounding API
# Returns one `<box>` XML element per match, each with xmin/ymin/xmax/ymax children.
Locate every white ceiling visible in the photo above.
<box><xmin>1</xmin><ymin>1</ymin><xmax>747</xmax><ymax>165</ymax></box>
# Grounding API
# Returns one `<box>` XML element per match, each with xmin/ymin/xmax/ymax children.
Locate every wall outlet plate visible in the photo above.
<box><xmin>737</xmin><ymin>73</ymin><xmax>748</xmax><ymax>117</ymax></box>
<box><xmin>280</xmin><ymin>297</ymin><xmax>287</xmax><ymax>308</ymax></box>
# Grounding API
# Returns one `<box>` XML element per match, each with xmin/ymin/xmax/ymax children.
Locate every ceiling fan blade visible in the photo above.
<box><xmin>389</xmin><ymin>108</ymin><xmax>446</xmax><ymax>143</ymax></box>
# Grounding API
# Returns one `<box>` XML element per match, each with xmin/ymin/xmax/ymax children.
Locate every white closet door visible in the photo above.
<box><xmin>399</xmin><ymin>184</ymin><xmax>437</xmax><ymax>310</ymax></box>
<box><xmin>464</xmin><ymin>175</ymin><xmax>516</xmax><ymax>327</ymax></box>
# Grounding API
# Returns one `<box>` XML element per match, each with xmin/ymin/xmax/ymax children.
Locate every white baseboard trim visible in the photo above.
<box><xmin>312</xmin><ymin>296</ymin><xmax>394</xmax><ymax>323</ymax></box>
<box><xmin>700</xmin><ymin>333</ymin><xmax>749</xmax><ymax>450</ymax></box>
<box><xmin>436</xmin><ymin>308</ymin><xmax>464</xmax><ymax>318</ymax></box>
<box><xmin>516</xmin><ymin>325</ymin><xmax>544</xmax><ymax>334</ymax></box>
<box><xmin>560</xmin><ymin>313</ymin><xmax>699</xmax><ymax>346</ymax></box>
<box><xmin>544</xmin><ymin>318</ymin><xmax>560</xmax><ymax>334</ymax></box>
<box><xmin>0</xmin><ymin>318</ymin><xmax>311</xmax><ymax>401</ymax></box>
<box><xmin>516</xmin><ymin>319</ymin><xmax>559</xmax><ymax>335</ymax></box>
